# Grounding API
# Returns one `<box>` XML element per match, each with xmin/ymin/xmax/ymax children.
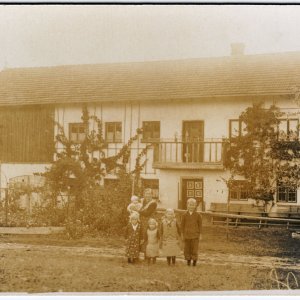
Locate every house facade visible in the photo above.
<box><xmin>1</xmin><ymin>47</ymin><xmax>300</xmax><ymax>214</ymax></box>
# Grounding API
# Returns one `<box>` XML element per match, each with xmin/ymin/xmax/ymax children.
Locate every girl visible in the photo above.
<box><xmin>144</xmin><ymin>218</ymin><xmax>160</xmax><ymax>264</ymax></box>
<box><xmin>124</xmin><ymin>212</ymin><xmax>143</xmax><ymax>264</ymax></box>
<box><xmin>160</xmin><ymin>208</ymin><xmax>181</xmax><ymax>266</ymax></box>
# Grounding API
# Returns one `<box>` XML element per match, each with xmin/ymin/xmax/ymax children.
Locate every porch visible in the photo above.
<box><xmin>152</xmin><ymin>138</ymin><xmax>225</xmax><ymax>170</ymax></box>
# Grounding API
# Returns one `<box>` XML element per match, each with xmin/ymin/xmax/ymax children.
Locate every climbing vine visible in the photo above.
<box><xmin>6</xmin><ymin>106</ymin><xmax>151</xmax><ymax>233</ymax></box>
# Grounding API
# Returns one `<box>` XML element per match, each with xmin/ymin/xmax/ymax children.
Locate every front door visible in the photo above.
<box><xmin>181</xmin><ymin>178</ymin><xmax>204</xmax><ymax>210</ymax></box>
<box><xmin>182</xmin><ymin>121</ymin><xmax>204</xmax><ymax>163</ymax></box>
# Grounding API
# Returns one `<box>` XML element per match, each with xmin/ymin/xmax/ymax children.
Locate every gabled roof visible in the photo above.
<box><xmin>1</xmin><ymin>51</ymin><xmax>300</xmax><ymax>106</ymax></box>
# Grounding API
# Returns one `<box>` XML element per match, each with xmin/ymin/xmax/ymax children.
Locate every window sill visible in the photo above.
<box><xmin>276</xmin><ymin>138</ymin><xmax>299</xmax><ymax>142</ymax></box>
<box><xmin>229</xmin><ymin>199</ymin><xmax>248</xmax><ymax>202</ymax></box>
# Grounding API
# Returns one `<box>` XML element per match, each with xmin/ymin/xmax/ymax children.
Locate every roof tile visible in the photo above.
<box><xmin>1</xmin><ymin>52</ymin><xmax>300</xmax><ymax>106</ymax></box>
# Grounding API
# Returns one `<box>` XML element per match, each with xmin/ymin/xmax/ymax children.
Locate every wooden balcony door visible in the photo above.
<box><xmin>182</xmin><ymin>121</ymin><xmax>204</xmax><ymax>162</ymax></box>
<box><xmin>181</xmin><ymin>178</ymin><xmax>204</xmax><ymax>210</ymax></box>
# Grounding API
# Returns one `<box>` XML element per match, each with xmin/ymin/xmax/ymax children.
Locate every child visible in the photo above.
<box><xmin>144</xmin><ymin>218</ymin><xmax>160</xmax><ymax>264</ymax></box>
<box><xmin>127</xmin><ymin>195</ymin><xmax>142</xmax><ymax>214</ymax></box>
<box><xmin>124</xmin><ymin>212</ymin><xmax>143</xmax><ymax>264</ymax></box>
<box><xmin>160</xmin><ymin>208</ymin><xmax>181</xmax><ymax>266</ymax></box>
<box><xmin>181</xmin><ymin>198</ymin><xmax>202</xmax><ymax>266</ymax></box>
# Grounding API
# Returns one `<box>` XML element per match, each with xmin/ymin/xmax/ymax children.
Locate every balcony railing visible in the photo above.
<box><xmin>152</xmin><ymin>139</ymin><xmax>224</xmax><ymax>170</ymax></box>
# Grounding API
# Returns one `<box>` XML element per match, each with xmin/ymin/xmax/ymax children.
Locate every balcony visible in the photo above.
<box><xmin>152</xmin><ymin>138</ymin><xmax>225</xmax><ymax>170</ymax></box>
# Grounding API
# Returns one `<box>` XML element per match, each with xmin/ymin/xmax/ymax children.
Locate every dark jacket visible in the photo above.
<box><xmin>139</xmin><ymin>200</ymin><xmax>158</xmax><ymax>236</ymax></box>
<box><xmin>139</xmin><ymin>200</ymin><xmax>157</xmax><ymax>218</ymax></box>
<box><xmin>181</xmin><ymin>211</ymin><xmax>202</xmax><ymax>240</ymax></box>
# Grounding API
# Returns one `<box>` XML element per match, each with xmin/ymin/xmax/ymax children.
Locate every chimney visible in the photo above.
<box><xmin>231</xmin><ymin>43</ymin><xmax>245</xmax><ymax>56</ymax></box>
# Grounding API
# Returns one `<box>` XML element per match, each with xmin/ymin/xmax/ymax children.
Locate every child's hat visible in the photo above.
<box><xmin>131</xmin><ymin>195</ymin><xmax>139</xmax><ymax>202</ymax></box>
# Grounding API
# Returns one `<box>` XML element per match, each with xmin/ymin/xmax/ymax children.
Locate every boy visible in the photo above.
<box><xmin>181</xmin><ymin>198</ymin><xmax>202</xmax><ymax>266</ymax></box>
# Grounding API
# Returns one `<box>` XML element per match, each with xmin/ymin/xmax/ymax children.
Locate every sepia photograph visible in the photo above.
<box><xmin>1</xmin><ymin>3</ymin><xmax>300</xmax><ymax>295</ymax></box>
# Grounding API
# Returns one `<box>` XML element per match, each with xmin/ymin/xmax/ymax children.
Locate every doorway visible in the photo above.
<box><xmin>181</xmin><ymin>177</ymin><xmax>204</xmax><ymax>210</ymax></box>
<box><xmin>182</xmin><ymin>121</ymin><xmax>204</xmax><ymax>163</ymax></box>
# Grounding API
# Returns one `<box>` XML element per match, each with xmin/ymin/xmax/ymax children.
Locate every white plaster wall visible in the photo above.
<box><xmin>56</xmin><ymin>98</ymin><xmax>256</xmax><ymax>144</ymax></box>
<box><xmin>2</xmin><ymin>97</ymin><xmax>299</xmax><ymax>208</ymax></box>
<box><xmin>158</xmin><ymin>169</ymin><xmax>230</xmax><ymax>209</ymax></box>
<box><xmin>56</xmin><ymin>98</ymin><xmax>300</xmax><ymax>146</ymax></box>
<box><xmin>53</xmin><ymin>97</ymin><xmax>300</xmax><ymax>209</ymax></box>
<box><xmin>158</xmin><ymin>168</ymin><xmax>300</xmax><ymax>210</ymax></box>
<box><xmin>55</xmin><ymin>99</ymin><xmax>255</xmax><ymax>176</ymax></box>
<box><xmin>138</xmin><ymin>99</ymin><xmax>253</xmax><ymax>140</ymax></box>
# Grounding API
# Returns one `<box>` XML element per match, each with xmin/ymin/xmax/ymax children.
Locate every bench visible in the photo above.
<box><xmin>209</xmin><ymin>203</ymin><xmax>300</xmax><ymax>228</ymax></box>
<box><xmin>209</xmin><ymin>202</ymin><xmax>266</xmax><ymax>227</ymax></box>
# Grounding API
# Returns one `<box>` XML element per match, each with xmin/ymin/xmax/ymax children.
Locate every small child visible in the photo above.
<box><xmin>181</xmin><ymin>198</ymin><xmax>202</xmax><ymax>266</ymax></box>
<box><xmin>124</xmin><ymin>212</ymin><xmax>143</xmax><ymax>264</ymax></box>
<box><xmin>144</xmin><ymin>218</ymin><xmax>160</xmax><ymax>264</ymax></box>
<box><xmin>160</xmin><ymin>208</ymin><xmax>181</xmax><ymax>266</ymax></box>
<box><xmin>127</xmin><ymin>195</ymin><xmax>143</xmax><ymax>214</ymax></box>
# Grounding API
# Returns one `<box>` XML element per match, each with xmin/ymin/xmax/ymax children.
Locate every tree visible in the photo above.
<box><xmin>224</xmin><ymin>102</ymin><xmax>300</xmax><ymax>211</ymax></box>
<box><xmin>40</xmin><ymin>106</ymin><xmax>150</xmax><ymax>233</ymax></box>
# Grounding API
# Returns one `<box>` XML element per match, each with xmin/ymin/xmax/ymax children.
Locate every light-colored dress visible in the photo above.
<box><xmin>160</xmin><ymin>219</ymin><xmax>181</xmax><ymax>257</ymax></box>
<box><xmin>146</xmin><ymin>228</ymin><xmax>159</xmax><ymax>258</ymax></box>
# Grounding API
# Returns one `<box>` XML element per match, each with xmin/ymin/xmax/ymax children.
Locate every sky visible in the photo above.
<box><xmin>1</xmin><ymin>5</ymin><xmax>300</xmax><ymax>69</ymax></box>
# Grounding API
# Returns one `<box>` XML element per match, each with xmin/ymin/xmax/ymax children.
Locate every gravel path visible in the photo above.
<box><xmin>0</xmin><ymin>242</ymin><xmax>299</xmax><ymax>270</ymax></box>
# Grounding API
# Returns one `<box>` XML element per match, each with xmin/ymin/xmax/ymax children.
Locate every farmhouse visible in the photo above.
<box><xmin>1</xmin><ymin>44</ymin><xmax>300</xmax><ymax>216</ymax></box>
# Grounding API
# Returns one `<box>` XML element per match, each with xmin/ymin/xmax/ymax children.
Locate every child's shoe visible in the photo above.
<box><xmin>167</xmin><ymin>257</ymin><xmax>171</xmax><ymax>265</ymax></box>
<box><xmin>172</xmin><ymin>257</ymin><xmax>176</xmax><ymax>265</ymax></box>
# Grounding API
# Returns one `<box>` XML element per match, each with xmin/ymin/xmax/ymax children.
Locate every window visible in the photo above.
<box><xmin>142</xmin><ymin>121</ymin><xmax>160</xmax><ymax>141</ymax></box>
<box><xmin>229</xmin><ymin>180</ymin><xmax>249</xmax><ymax>201</ymax></box>
<box><xmin>278</xmin><ymin>119</ymin><xmax>299</xmax><ymax>140</ymax></box>
<box><xmin>142</xmin><ymin>179</ymin><xmax>159</xmax><ymax>201</ymax></box>
<box><xmin>229</xmin><ymin>119</ymin><xmax>246</xmax><ymax>139</ymax></box>
<box><xmin>69</xmin><ymin>123</ymin><xmax>87</xmax><ymax>143</ymax></box>
<box><xmin>105</xmin><ymin>122</ymin><xmax>122</xmax><ymax>143</ymax></box>
<box><xmin>277</xmin><ymin>184</ymin><xmax>297</xmax><ymax>203</ymax></box>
